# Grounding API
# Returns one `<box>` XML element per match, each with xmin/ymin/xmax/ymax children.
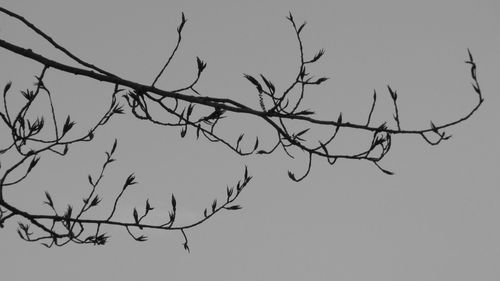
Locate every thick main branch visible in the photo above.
<box><xmin>0</xmin><ymin>39</ymin><xmax>480</xmax><ymax>135</ymax></box>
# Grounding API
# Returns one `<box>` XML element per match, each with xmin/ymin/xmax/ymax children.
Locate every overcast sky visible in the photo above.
<box><xmin>1</xmin><ymin>1</ymin><xmax>499</xmax><ymax>280</ymax></box>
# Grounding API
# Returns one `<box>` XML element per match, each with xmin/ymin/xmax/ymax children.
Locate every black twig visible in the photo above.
<box><xmin>152</xmin><ymin>13</ymin><xmax>186</xmax><ymax>87</ymax></box>
<box><xmin>366</xmin><ymin>90</ymin><xmax>377</xmax><ymax>126</ymax></box>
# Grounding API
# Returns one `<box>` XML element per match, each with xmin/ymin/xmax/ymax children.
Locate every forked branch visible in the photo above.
<box><xmin>0</xmin><ymin>7</ymin><xmax>483</xmax><ymax>250</ymax></box>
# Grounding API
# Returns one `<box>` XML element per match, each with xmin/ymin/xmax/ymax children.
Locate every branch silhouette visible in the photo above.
<box><xmin>0</xmin><ymin>7</ymin><xmax>483</xmax><ymax>250</ymax></box>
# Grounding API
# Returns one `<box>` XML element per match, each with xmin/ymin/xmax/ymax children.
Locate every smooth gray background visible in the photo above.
<box><xmin>0</xmin><ymin>1</ymin><xmax>499</xmax><ymax>280</ymax></box>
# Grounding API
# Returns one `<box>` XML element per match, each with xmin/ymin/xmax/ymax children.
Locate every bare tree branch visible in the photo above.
<box><xmin>0</xmin><ymin>7</ymin><xmax>483</xmax><ymax>250</ymax></box>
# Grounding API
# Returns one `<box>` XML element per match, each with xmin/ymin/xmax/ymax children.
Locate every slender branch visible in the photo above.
<box><xmin>366</xmin><ymin>90</ymin><xmax>377</xmax><ymax>126</ymax></box>
<box><xmin>0</xmin><ymin>7</ymin><xmax>117</xmax><ymax>78</ymax></box>
<box><xmin>387</xmin><ymin>86</ymin><xmax>401</xmax><ymax>131</ymax></box>
<box><xmin>152</xmin><ymin>13</ymin><xmax>186</xmax><ymax>87</ymax></box>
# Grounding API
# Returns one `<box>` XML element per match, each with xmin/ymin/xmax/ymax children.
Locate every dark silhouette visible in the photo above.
<box><xmin>0</xmin><ymin>8</ymin><xmax>483</xmax><ymax>251</ymax></box>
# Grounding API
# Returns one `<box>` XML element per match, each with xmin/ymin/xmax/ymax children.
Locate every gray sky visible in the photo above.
<box><xmin>0</xmin><ymin>1</ymin><xmax>499</xmax><ymax>280</ymax></box>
